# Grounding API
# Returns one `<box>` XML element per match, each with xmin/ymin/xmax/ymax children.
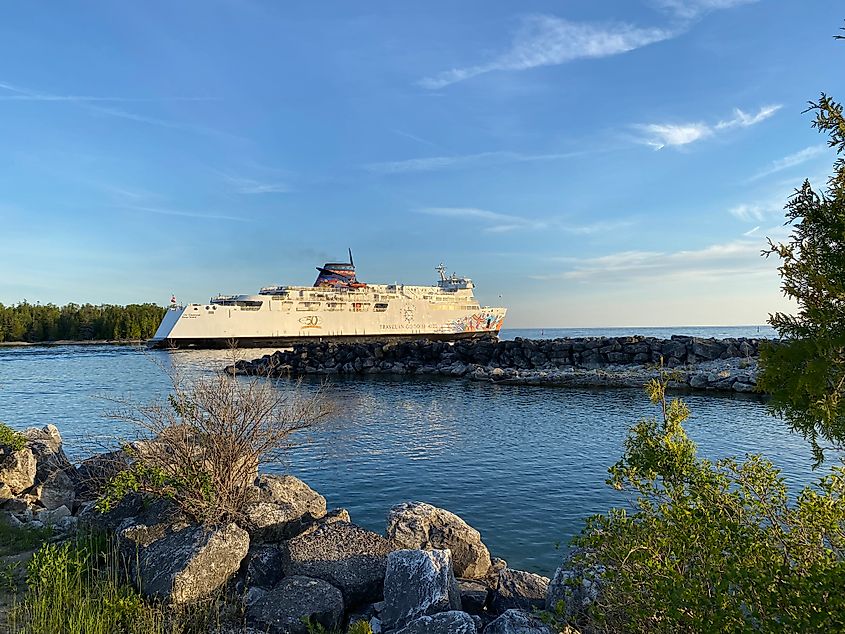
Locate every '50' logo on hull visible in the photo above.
<box><xmin>299</xmin><ymin>315</ymin><xmax>322</xmax><ymax>329</ymax></box>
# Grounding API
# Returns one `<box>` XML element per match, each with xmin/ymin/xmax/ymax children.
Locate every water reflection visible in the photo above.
<box><xmin>0</xmin><ymin>344</ymin><xmax>816</xmax><ymax>575</ymax></box>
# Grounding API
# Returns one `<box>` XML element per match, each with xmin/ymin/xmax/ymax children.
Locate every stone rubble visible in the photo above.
<box><xmin>228</xmin><ymin>335</ymin><xmax>769</xmax><ymax>393</ymax></box>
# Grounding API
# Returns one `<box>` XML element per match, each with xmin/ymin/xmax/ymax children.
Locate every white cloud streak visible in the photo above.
<box><xmin>365</xmin><ymin>150</ymin><xmax>582</xmax><ymax>174</ymax></box>
<box><xmin>534</xmin><ymin>239</ymin><xmax>772</xmax><ymax>283</ymax></box>
<box><xmin>122</xmin><ymin>205</ymin><xmax>250</xmax><ymax>222</ymax></box>
<box><xmin>652</xmin><ymin>0</ymin><xmax>759</xmax><ymax>19</ymax></box>
<box><xmin>224</xmin><ymin>175</ymin><xmax>290</xmax><ymax>194</ymax></box>
<box><xmin>637</xmin><ymin>104</ymin><xmax>781</xmax><ymax>149</ymax></box>
<box><xmin>0</xmin><ymin>80</ymin><xmax>237</xmax><ymax>140</ymax></box>
<box><xmin>749</xmin><ymin>145</ymin><xmax>828</xmax><ymax>181</ymax></box>
<box><xmin>419</xmin><ymin>16</ymin><xmax>674</xmax><ymax>89</ymax></box>
<box><xmin>418</xmin><ymin>206</ymin><xmax>634</xmax><ymax>235</ymax></box>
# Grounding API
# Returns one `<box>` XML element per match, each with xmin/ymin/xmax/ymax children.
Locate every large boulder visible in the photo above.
<box><xmin>239</xmin><ymin>543</ymin><xmax>285</xmax><ymax>590</ymax></box>
<box><xmin>484</xmin><ymin>610</ymin><xmax>555</xmax><ymax>634</ymax></box>
<box><xmin>27</xmin><ymin>469</ymin><xmax>75</xmax><ymax>511</ymax></box>
<box><xmin>247</xmin><ymin>575</ymin><xmax>344</xmax><ymax>634</ymax></box>
<box><xmin>382</xmin><ymin>549</ymin><xmax>461</xmax><ymax>630</ymax></box>
<box><xmin>134</xmin><ymin>522</ymin><xmax>249</xmax><ymax>604</ymax></box>
<box><xmin>75</xmin><ymin>449</ymin><xmax>133</xmax><ymax>500</ymax></box>
<box><xmin>393</xmin><ymin>610</ymin><xmax>477</xmax><ymax>634</ymax></box>
<box><xmin>24</xmin><ymin>424</ymin><xmax>74</xmax><ymax>483</ymax></box>
<box><xmin>255</xmin><ymin>474</ymin><xmax>326</xmax><ymax>519</ymax></box>
<box><xmin>0</xmin><ymin>447</ymin><xmax>36</xmax><ymax>494</ymax></box>
<box><xmin>242</xmin><ymin>501</ymin><xmax>312</xmax><ymax>542</ymax></box>
<box><xmin>492</xmin><ymin>569</ymin><xmax>549</xmax><ymax>612</ymax></box>
<box><xmin>386</xmin><ymin>502</ymin><xmax>492</xmax><ymax>579</ymax></box>
<box><xmin>281</xmin><ymin>521</ymin><xmax>392</xmax><ymax>606</ymax></box>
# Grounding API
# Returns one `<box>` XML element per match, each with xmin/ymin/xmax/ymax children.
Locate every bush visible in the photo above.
<box><xmin>99</xmin><ymin>357</ymin><xmax>331</xmax><ymax>524</ymax></box>
<box><xmin>567</xmin><ymin>377</ymin><xmax>845</xmax><ymax>633</ymax></box>
<box><xmin>0</xmin><ymin>422</ymin><xmax>26</xmax><ymax>451</ymax></box>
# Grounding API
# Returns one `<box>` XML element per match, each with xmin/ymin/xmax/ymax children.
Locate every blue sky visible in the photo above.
<box><xmin>0</xmin><ymin>1</ymin><xmax>841</xmax><ymax>327</ymax></box>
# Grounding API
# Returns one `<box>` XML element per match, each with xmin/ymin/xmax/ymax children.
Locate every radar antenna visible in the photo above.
<box><xmin>436</xmin><ymin>262</ymin><xmax>447</xmax><ymax>281</ymax></box>
<box><xmin>348</xmin><ymin>248</ymin><xmax>354</xmax><ymax>267</ymax></box>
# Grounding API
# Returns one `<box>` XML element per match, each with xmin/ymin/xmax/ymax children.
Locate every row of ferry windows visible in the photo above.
<box><xmin>203</xmin><ymin>301</ymin><xmax>478</xmax><ymax>312</ymax></box>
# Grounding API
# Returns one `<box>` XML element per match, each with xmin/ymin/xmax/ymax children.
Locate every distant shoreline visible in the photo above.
<box><xmin>0</xmin><ymin>339</ymin><xmax>146</xmax><ymax>348</ymax></box>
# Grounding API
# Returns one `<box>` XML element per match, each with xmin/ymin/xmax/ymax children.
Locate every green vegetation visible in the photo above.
<box><xmin>0</xmin><ymin>518</ymin><xmax>51</xmax><ymax>557</ymax></box>
<box><xmin>561</xmin><ymin>25</ymin><xmax>845</xmax><ymax>633</ymax></box>
<box><xmin>0</xmin><ymin>302</ymin><xmax>165</xmax><ymax>343</ymax></box>
<box><xmin>567</xmin><ymin>377</ymin><xmax>845</xmax><ymax>633</ymax></box>
<box><xmin>758</xmin><ymin>90</ymin><xmax>845</xmax><ymax>463</ymax></box>
<box><xmin>0</xmin><ymin>422</ymin><xmax>26</xmax><ymax>451</ymax></box>
<box><xmin>101</xmin><ymin>358</ymin><xmax>329</xmax><ymax>524</ymax></box>
<box><xmin>5</xmin><ymin>533</ymin><xmax>231</xmax><ymax>634</ymax></box>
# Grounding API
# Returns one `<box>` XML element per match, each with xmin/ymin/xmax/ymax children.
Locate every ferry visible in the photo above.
<box><xmin>149</xmin><ymin>252</ymin><xmax>507</xmax><ymax>348</ymax></box>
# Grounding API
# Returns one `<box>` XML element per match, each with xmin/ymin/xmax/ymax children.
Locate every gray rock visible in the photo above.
<box><xmin>382</xmin><ymin>549</ymin><xmax>461</xmax><ymax>630</ymax></box>
<box><xmin>28</xmin><ymin>468</ymin><xmax>75</xmax><ymax>511</ymax></box>
<box><xmin>458</xmin><ymin>578</ymin><xmax>489</xmax><ymax>614</ymax></box>
<box><xmin>242</xmin><ymin>501</ymin><xmax>311</xmax><ymax>542</ymax></box>
<box><xmin>0</xmin><ymin>447</ymin><xmax>36</xmax><ymax>494</ymax></box>
<box><xmin>241</xmin><ymin>543</ymin><xmax>284</xmax><ymax>589</ymax></box>
<box><xmin>75</xmin><ymin>449</ymin><xmax>132</xmax><ymax>500</ymax></box>
<box><xmin>546</xmin><ymin>554</ymin><xmax>604</xmax><ymax>621</ymax></box>
<box><xmin>282</xmin><ymin>521</ymin><xmax>392</xmax><ymax>605</ymax></box>
<box><xmin>689</xmin><ymin>373</ymin><xmax>709</xmax><ymax>389</ymax></box>
<box><xmin>484</xmin><ymin>609</ymin><xmax>554</xmax><ymax>634</ymax></box>
<box><xmin>248</xmin><ymin>575</ymin><xmax>344</xmax><ymax>634</ymax></box>
<box><xmin>24</xmin><ymin>424</ymin><xmax>75</xmax><ymax>484</ymax></box>
<box><xmin>492</xmin><ymin>569</ymin><xmax>549</xmax><ymax>612</ymax></box>
<box><xmin>393</xmin><ymin>610</ymin><xmax>477</xmax><ymax>634</ymax></box>
<box><xmin>135</xmin><ymin>522</ymin><xmax>249</xmax><ymax>604</ymax></box>
<box><xmin>255</xmin><ymin>474</ymin><xmax>326</xmax><ymax>520</ymax></box>
<box><xmin>387</xmin><ymin>502</ymin><xmax>492</xmax><ymax>579</ymax></box>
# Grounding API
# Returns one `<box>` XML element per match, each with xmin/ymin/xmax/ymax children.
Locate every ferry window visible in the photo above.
<box><xmin>326</xmin><ymin>302</ymin><xmax>345</xmax><ymax>311</ymax></box>
<box><xmin>351</xmin><ymin>303</ymin><xmax>370</xmax><ymax>312</ymax></box>
<box><xmin>297</xmin><ymin>301</ymin><xmax>321</xmax><ymax>311</ymax></box>
<box><xmin>374</xmin><ymin>303</ymin><xmax>388</xmax><ymax>312</ymax></box>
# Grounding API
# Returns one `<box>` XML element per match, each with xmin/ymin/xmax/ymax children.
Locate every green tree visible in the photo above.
<box><xmin>566</xmin><ymin>378</ymin><xmax>845</xmax><ymax>633</ymax></box>
<box><xmin>759</xmin><ymin>89</ymin><xmax>845</xmax><ymax>463</ymax></box>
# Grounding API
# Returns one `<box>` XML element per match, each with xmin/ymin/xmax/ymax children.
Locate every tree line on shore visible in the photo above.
<box><xmin>0</xmin><ymin>301</ymin><xmax>166</xmax><ymax>343</ymax></box>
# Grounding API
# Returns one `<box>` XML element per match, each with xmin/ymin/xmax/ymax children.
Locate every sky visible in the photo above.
<box><xmin>0</xmin><ymin>1</ymin><xmax>842</xmax><ymax>328</ymax></box>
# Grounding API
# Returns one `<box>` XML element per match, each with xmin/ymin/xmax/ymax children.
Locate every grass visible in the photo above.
<box><xmin>4</xmin><ymin>532</ymin><xmax>232</xmax><ymax>634</ymax></box>
<box><xmin>0</xmin><ymin>519</ymin><xmax>51</xmax><ymax>558</ymax></box>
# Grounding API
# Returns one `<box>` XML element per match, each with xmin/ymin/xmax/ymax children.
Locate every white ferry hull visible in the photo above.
<box><xmin>149</xmin><ymin>260</ymin><xmax>507</xmax><ymax>349</ymax></box>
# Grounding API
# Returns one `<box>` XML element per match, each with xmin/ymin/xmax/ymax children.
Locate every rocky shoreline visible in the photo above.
<box><xmin>228</xmin><ymin>335</ymin><xmax>768</xmax><ymax>394</ymax></box>
<box><xmin>1</xmin><ymin>425</ymin><xmax>588</xmax><ymax>633</ymax></box>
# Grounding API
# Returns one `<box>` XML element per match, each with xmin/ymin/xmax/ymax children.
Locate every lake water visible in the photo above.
<box><xmin>0</xmin><ymin>325</ymin><xmax>815</xmax><ymax>576</ymax></box>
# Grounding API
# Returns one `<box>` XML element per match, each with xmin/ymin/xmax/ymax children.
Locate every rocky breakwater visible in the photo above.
<box><xmin>1</xmin><ymin>427</ymin><xmax>590</xmax><ymax>633</ymax></box>
<box><xmin>229</xmin><ymin>335</ymin><xmax>768</xmax><ymax>393</ymax></box>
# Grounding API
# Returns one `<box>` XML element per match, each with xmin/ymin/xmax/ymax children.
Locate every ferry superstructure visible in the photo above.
<box><xmin>149</xmin><ymin>254</ymin><xmax>507</xmax><ymax>348</ymax></box>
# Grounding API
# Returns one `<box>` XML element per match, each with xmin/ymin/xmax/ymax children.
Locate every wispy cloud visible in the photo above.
<box><xmin>419</xmin><ymin>15</ymin><xmax>673</xmax><ymax>89</ymax></box>
<box><xmin>121</xmin><ymin>205</ymin><xmax>250</xmax><ymax>222</ymax></box>
<box><xmin>223</xmin><ymin>175</ymin><xmax>290</xmax><ymax>194</ymax></box>
<box><xmin>637</xmin><ymin>104</ymin><xmax>780</xmax><ymax>149</ymax></box>
<box><xmin>652</xmin><ymin>0</ymin><xmax>758</xmax><ymax>20</ymax></box>
<box><xmin>749</xmin><ymin>145</ymin><xmax>827</xmax><ymax>181</ymax></box>
<box><xmin>365</xmin><ymin>150</ymin><xmax>582</xmax><ymax>174</ymax></box>
<box><xmin>418</xmin><ymin>206</ymin><xmax>634</xmax><ymax>235</ymax></box>
<box><xmin>0</xmin><ymin>80</ymin><xmax>237</xmax><ymax>140</ymax></box>
<box><xmin>392</xmin><ymin>129</ymin><xmax>439</xmax><ymax>148</ymax></box>
<box><xmin>534</xmin><ymin>239</ymin><xmax>771</xmax><ymax>283</ymax></box>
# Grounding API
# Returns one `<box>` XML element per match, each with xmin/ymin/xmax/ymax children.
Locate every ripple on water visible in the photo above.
<box><xmin>0</xmin><ymin>344</ymin><xmax>819</xmax><ymax>575</ymax></box>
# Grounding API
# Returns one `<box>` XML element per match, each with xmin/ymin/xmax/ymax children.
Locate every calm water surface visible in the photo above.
<box><xmin>0</xmin><ymin>327</ymin><xmax>812</xmax><ymax>575</ymax></box>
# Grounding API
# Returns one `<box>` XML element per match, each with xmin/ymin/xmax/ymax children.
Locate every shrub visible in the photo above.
<box><xmin>101</xmin><ymin>356</ymin><xmax>331</xmax><ymax>524</ymax></box>
<box><xmin>0</xmin><ymin>517</ymin><xmax>51</xmax><ymax>557</ymax></box>
<box><xmin>567</xmin><ymin>377</ymin><xmax>845</xmax><ymax>633</ymax></box>
<box><xmin>0</xmin><ymin>422</ymin><xmax>26</xmax><ymax>451</ymax></box>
